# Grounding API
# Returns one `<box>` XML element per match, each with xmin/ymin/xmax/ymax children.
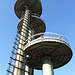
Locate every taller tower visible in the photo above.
<box><xmin>7</xmin><ymin>0</ymin><xmax>46</xmax><ymax>75</ymax></box>
<box><xmin>7</xmin><ymin>0</ymin><xmax>72</xmax><ymax>75</ymax></box>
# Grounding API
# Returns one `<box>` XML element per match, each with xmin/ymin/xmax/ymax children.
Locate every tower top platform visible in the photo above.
<box><xmin>23</xmin><ymin>32</ymin><xmax>72</xmax><ymax>70</ymax></box>
<box><xmin>14</xmin><ymin>0</ymin><xmax>42</xmax><ymax>19</ymax></box>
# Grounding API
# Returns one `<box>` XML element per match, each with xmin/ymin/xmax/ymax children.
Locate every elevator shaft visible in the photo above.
<box><xmin>13</xmin><ymin>7</ymin><xmax>33</xmax><ymax>75</ymax></box>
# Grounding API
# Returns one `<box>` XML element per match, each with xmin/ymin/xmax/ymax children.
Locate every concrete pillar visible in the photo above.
<box><xmin>42</xmin><ymin>57</ymin><xmax>54</xmax><ymax>75</ymax></box>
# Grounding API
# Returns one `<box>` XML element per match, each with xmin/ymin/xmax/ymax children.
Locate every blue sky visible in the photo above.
<box><xmin>0</xmin><ymin>0</ymin><xmax>75</xmax><ymax>75</ymax></box>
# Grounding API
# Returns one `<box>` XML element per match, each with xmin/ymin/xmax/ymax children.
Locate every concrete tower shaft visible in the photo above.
<box><xmin>42</xmin><ymin>57</ymin><xmax>54</xmax><ymax>75</ymax></box>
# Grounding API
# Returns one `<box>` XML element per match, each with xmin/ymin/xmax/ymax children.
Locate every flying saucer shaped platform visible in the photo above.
<box><xmin>17</xmin><ymin>15</ymin><xmax>46</xmax><ymax>36</ymax></box>
<box><xmin>23</xmin><ymin>32</ymin><xmax>72</xmax><ymax>70</ymax></box>
<box><xmin>14</xmin><ymin>0</ymin><xmax>42</xmax><ymax>18</ymax></box>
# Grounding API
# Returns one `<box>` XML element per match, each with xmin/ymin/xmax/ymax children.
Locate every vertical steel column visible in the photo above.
<box><xmin>13</xmin><ymin>7</ymin><xmax>33</xmax><ymax>75</ymax></box>
<box><xmin>30</xmin><ymin>68</ymin><xmax>34</xmax><ymax>75</ymax></box>
<box><xmin>42</xmin><ymin>57</ymin><xmax>54</xmax><ymax>75</ymax></box>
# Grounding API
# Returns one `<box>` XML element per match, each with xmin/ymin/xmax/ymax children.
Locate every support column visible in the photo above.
<box><xmin>30</xmin><ymin>68</ymin><xmax>34</xmax><ymax>75</ymax></box>
<box><xmin>42</xmin><ymin>57</ymin><xmax>54</xmax><ymax>75</ymax></box>
<box><xmin>13</xmin><ymin>7</ymin><xmax>33</xmax><ymax>75</ymax></box>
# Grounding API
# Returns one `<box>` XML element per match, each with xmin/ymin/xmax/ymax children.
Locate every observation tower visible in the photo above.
<box><xmin>7</xmin><ymin>0</ymin><xmax>72</xmax><ymax>75</ymax></box>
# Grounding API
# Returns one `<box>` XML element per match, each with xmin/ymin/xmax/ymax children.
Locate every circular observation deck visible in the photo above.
<box><xmin>17</xmin><ymin>14</ymin><xmax>46</xmax><ymax>37</ymax></box>
<box><xmin>14</xmin><ymin>0</ymin><xmax>42</xmax><ymax>18</ymax></box>
<box><xmin>23</xmin><ymin>32</ymin><xmax>72</xmax><ymax>70</ymax></box>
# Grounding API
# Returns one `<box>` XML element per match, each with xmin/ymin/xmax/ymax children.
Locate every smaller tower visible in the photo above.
<box><xmin>24</xmin><ymin>32</ymin><xmax>72</xmax><ymax>75</ymax></box>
